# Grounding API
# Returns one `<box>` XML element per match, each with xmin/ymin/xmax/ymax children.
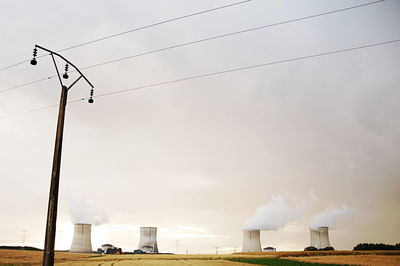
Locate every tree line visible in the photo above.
<box><xmin>353</xmin><ymin>243</ymin><xmax>400</xmax><ymax>250</ymax></box>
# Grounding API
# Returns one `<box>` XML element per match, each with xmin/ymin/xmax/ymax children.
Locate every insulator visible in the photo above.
<box><xmin>62</xmin><ymin>64</ymin><xmax>69</xmax><ymax>79</ymax></box>
<box><xmin>88</xmin><ymin>88</ymin><xmax>94</xmax><ymax>103</ymax></box>
<box><xmin>33</xmin><ymin>48</ymin><xmax>37</xmax><ymax>57</ymax></box>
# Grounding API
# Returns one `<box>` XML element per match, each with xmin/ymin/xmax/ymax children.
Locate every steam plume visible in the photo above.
<box><xmin>66</xmin><ymin>195</ymin><xmax>108</xmax><ymax>226</ymax></box>
<box><xmin>310</xmin><ymin>204</ymin><xmax>352</xmax><ymax>230</ymax></box>
<box><xmin>243</xmin><ymin>192</ymin><xmax>317</xmax><ymax>230</ymax></box>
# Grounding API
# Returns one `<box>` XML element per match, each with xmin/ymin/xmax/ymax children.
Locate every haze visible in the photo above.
<box><xmin>0</xmin><ymin>0</ymin><xmax>399</xmax><ymax>253</ymax></box>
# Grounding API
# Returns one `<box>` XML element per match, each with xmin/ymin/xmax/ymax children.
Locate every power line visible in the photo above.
<box><xmin>0</xmin><ymin>99</ymin><xmax>83</xmax><ymax>120</ymax></box>
<box><xmin>0</xmin><ymin>0</ymin><xmax>387</xmax><ymax>95</ymax></box>
<box><xmin>1</xmin><ymin>77</ymin><xmax>54</xmax><ymax>94</ymax></box>
<box><xmin>93</xmin><ymin>39</ymin><xmax>400</xmax><ymax>98</ymax></box>
<box><xmin>0</xmin><ymin>104</ymin><xmax>59</xmax><ymax>120</ymax></box>
<box><xmin>0</xmin><ymin>0</ymin><xmax>251</xmax><ymax>72</ymax></box>
<box><xmin>57</xmin><ymin>0</ymin><xmax>252</xmax><ymax>53</ymax></box>
<box><xmin>1</xmin><ymin>38</ymin><xmax>398</xmax><ymax>121</ymax></box>
<box><xmin>74</xmin><ymin>0</ymin><xmax>388</xmax><ymax>72</ymax></box>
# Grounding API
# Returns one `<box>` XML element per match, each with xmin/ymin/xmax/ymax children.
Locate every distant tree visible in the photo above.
<box><xmin>318</xmin><ymin>246</ymin><xmax>335</xmax><ymax>251</ymax></box>
<box><xmin>304</xmin><ymin>246</ymin><xmax>317</xmax><ymax>251</ymax></box>
<box><xmin>353</xmin><ymin>243</ymin><xmax>400</xmax><ymax>250</ymax></box>
<box><xmin>304</xmin><ymin>246</ymin><xmax>335</xmax><ymax>251</ymax></box>
<box><xmin>0</xmin><ymin>246</ymin><xmax>41</xmax><ymax>251</ymax></box>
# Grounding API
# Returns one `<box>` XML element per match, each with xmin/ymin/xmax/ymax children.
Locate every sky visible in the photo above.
<box><xmin>0</xmin><ymin>0</ymin><xmax>399</xmax><ymax>254</ymax></box>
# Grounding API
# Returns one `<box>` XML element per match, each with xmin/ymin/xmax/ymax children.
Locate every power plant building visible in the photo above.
<box><xmin>138</xmin><ymin>227</ymin><xmax>159</xmax><ymax>253</ymax></box>
<box><xmin>242</xmin><ymin>230</ymin><xmax>262</xmax><ymax>252</ymax></box>
<box><xmin>309</xmin><ymin>226</ymin><xmax>331</xmax><ymax>249</ymax></box>
<box><xmin>70</xmin><ymin>223</ymin><xmax>93</xmax><ymax>253</ymax></box>
<box><xmin>101</xmin><ymin>244</ymin><xmax>114</xmax><ymax>254</ymax></box>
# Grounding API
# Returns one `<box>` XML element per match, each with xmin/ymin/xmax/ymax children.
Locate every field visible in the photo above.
<box><xmin>288</xmin><ymin>255</ymin><xmax>400</xmax><ymax>266</ymax></box>
<box><xmin>0</xmin><ymin>249</ymin><xmax>399</xmax><ymax>265</ymax></box>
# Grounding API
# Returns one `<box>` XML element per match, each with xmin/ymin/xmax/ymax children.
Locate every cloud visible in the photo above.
<box><xmin>310</xmin><ymin>204</ymin><xmax>353</xmax><ymax>230</ymax></box>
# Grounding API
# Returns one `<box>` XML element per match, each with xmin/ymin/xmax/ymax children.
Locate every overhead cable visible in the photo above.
<box><xmin>0</xmin><ymin>0</ymin><xmax>252</xmax><ymax>72</ymax></box>
<box><xmin>0</xmin><ymin>0</ymin><xmax>387</xmax><ymax>94</ymax></box>
<box><xmin>1</xmin><ymin>38</ymin><xmax>398</xmax><ymax>120</ymax></box>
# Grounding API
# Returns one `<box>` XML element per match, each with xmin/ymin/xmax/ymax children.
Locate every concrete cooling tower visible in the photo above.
<box><xmin>319</xmin><ymin>227</ymin><xmax>330</xmax><ymax>248</ymax></box>
<box><xmin>309</xmin><ymin>226</ymin><xmax>330</xmax><ymax>249</ymax></box>
<box><xmin>310</xmin><ymin>228</ymin><xmax>320</xmax><ymax>248</ymax></box>
<box><xmin>138</xmin><ymin>227</ymin><xmax>159</xmax><ymax>253</ymax></box>
<box><xmin>70</xmin><ymin>223</ymin><xmax>93</xmax><ymax>253</ymax></box>
<box><xmin>242</xmin><ymin>230</ymin><xmax>262</xmax><ymax>252</ymax></box>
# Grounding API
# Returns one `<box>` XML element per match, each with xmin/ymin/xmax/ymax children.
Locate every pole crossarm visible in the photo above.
<box><xmin>35</xmin><ymin>44</ymin><xmax>94</xmax><ymax>88</ymax></box>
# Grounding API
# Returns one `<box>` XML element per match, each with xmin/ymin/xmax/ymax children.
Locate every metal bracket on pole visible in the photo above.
<box><xmin>35</xmin><ymin>45</ymin><xmax>94</xmax><ymax>89</ymax></box>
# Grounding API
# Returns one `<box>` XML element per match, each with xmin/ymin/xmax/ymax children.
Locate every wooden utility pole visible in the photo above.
<box><xmin>42</xmin><ymin>85</ymin><xmax>68</xmax><ymax>265</ymax></box>
<box><xmin>30</xmin><ymin>45</ymin><xmax>94</xmax><ymax>266</ymax></box>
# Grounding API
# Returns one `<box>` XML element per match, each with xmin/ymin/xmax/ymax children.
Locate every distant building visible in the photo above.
<box><xmin>97</xmin><ymin>244</ymin><xmax>122</xmax><ymax>254</ymax></box>
<box><xmin>101</xmin><ymin>244</ymin><xmax>114</xmax><ymax>253</ymax></box>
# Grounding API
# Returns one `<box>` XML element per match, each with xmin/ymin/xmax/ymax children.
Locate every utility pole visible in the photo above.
<box><xmin>22</xmin><ymin>230</ymin><xmax>27</xmax><ymax>246</ymax></box>
<box><xmin>30</xmin><ymin>45</ymin><xmax>94</xmax><ymax>266</ymax></box>
<box><xmin>175</xmin><ymin>240</ymin><xmax>180</xmax><ymax>254</ymax></box>
<box><xmin>215</xmin><ymin>246</ymin><xmax>219</xmax><ymax>254</ymax></box>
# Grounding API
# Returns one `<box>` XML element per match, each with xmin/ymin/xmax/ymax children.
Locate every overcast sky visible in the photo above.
<box><xmin>0</xmin><ymin>0</ymin><xmax>399</xmax><ymax>254</ymax></box>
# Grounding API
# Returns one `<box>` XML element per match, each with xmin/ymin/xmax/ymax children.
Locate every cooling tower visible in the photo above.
<box><xmin>242</xmin><ymin>230</ymin><xmax>262</xmax><ymax>252</ymax></box>
<box><xmin>309</xmin><ymin>228</ymin><xmax>321</xmax><ymax>248</ymax></box>
<box><xmin>319</xmin><ymin>227</ymin><xmax>330</xmax><ymax>248</ymax></box>
<box><xmin>309</xmin><ymin>226</ymin><xmax>330</xmax><ymax>249</ymax></box>
<box><xmin>70</xmin><ymin>224</ymin><xmax>93</xmax><ymax>253</ymax></box>
<box><xmin>138</xmin><ymin>227</ymin><xmax>159</xmax><ymax>253</ymax></box>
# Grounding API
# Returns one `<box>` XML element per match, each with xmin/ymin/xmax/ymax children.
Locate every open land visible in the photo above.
<box><xmin>288</xmin><ymin>255</ymin><xmax>400</xmax><ymax>266</ymax></box>
<box><xmin>0</xmin><ymin>249</ymin><xmax>399</xmax><ymax>265</ymax></box>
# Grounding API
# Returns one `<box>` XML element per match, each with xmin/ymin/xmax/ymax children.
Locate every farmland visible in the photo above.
<box><xmin>0</xmin><ymin>249</ymin><xmax>400</xmax><ymax>265</ymax></box>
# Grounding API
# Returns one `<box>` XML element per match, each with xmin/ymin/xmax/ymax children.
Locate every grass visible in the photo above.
<box><xmin>228</xmin><ymin>257</ymin><xmax>355</xmax><ymax>266</ymax></box>
<box><xmin>2</xmin><ymin>250</ymin><xmax>399</xmax><ymax>265</ymax></box>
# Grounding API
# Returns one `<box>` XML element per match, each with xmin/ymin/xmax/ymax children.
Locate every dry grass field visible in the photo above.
<box><xmin>0</xmin><ymin>249</ymin><xmax>399</xmax><ymax>265</ymax></box>
<box><xmin>0</xmin><ymin>250</ymin><xmax>261</xmax><ymax>265</ymax></box>
<box><xmin>0</xmin><ymin>249</ymin><xmax>93</xmax><ymax>265</ymax></box>
<box><xmin>235</xmin><ymin>250</ymin><xmax>400</xmax><ymax>257</ymax></box>
<box><xmin>234</xmin><ymin>250</ymin><xmax>400</xmax><ymax>265</ymax></box>
<box><xmin>288</xmin><ymin>255</ymin><xmax>400</xmax><ymax>266</ymax></box>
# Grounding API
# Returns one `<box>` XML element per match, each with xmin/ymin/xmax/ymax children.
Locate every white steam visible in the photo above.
<box><xmin>310</xmin><ymin>204</ymin><xmax>352</xmax><ymax>230</ymax></box>
<box><xmin>66</xmin><ymin>195</ymin><xmax>109</xmax><ymax>226</ymax></box>
<box><xmin>243</xmin><ymin>192</ymin><xmax>317</xmax><ymax>231</ymax></box>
